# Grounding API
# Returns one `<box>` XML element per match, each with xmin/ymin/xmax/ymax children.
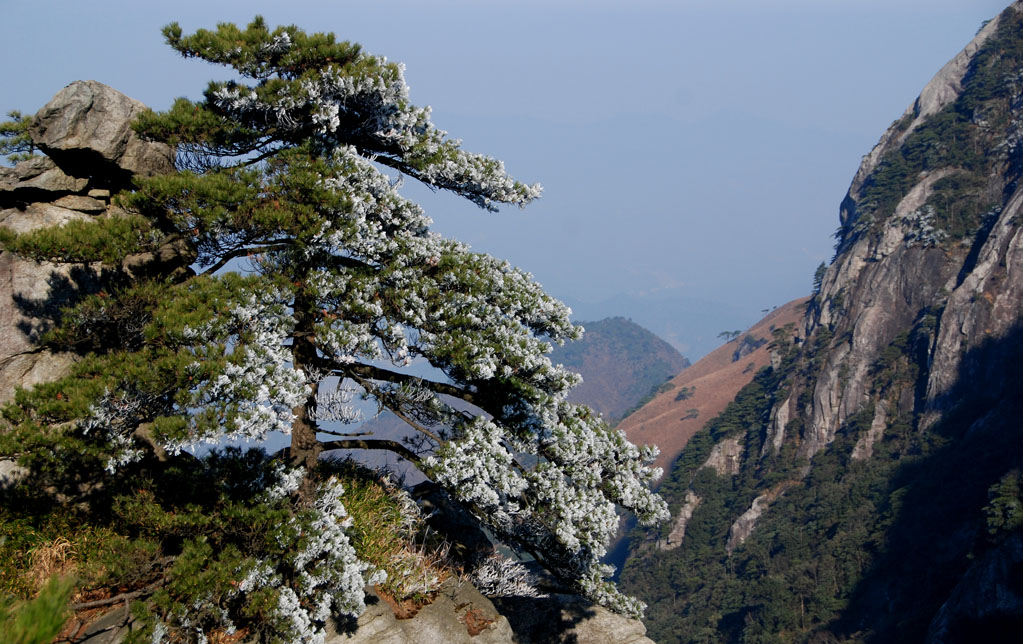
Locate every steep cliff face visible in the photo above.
<box><xmin>795</xmin><ymin>8</ymin><xmax>1017</xmax><ymax>460</ymax></box>
<box><xmin>0</xmin><ymin>81</ymin><xmax>179</xmax><ymax>406</ymax></box>
<box><xmin>0</xmin><ymin>82</ymin><xmax>183</xmax><ymax>492</ymax></box>
<box><xmin>622</xmin><ymin>3</ymin><xmax>1023</xmax><ymax>642</ymax></box>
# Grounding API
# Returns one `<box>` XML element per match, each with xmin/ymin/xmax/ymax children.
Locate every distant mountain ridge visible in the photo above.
<box><xmin>550</xmin><ymin>316</ymin><xmax>689</xmax><ymax>425</ymax></box>
<box><xmin>566</xmin><ymin>291</ymin><xmax>762</xmax><ymax>361</ymax></box>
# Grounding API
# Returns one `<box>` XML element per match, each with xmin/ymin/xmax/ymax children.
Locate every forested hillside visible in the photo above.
<box><xmin>622</xmin><ymin>4</ymin><xmax>1023</xmax><ymax>642</ymax></box>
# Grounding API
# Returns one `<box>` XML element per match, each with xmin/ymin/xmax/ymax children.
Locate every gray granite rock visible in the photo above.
<box><xmin>0</xmin><ymin>202</ymin><xmax>93</xmax><ymax>235</ymax></box>
<box><xmin>0</xmin><ymin>155</ymin><xmax>88</xmax><ymax>200</ymax></box>
<box><xmin>66</xmin><ymin>581</ymin><xmax>657</xmax><ymax>644</ymax></box>
<box><xmin>926</xmin><ymin>534</ymin><xmax>1023</xmax><ymax>643</ymax></box>
<box><xmin>492</xmin><ymin>593</ymin><xmax>656</xmax><ymax>644</ymax></box>
<box><xmin>30</xmin><ymin>80</ymin><xmax>174</xmax><ymax>184</ymax></box>
<box><xmin>52</xmin><ymin>194</ymin><xmax>106</xmax><ymax>213</ymax></box>
<box><xmin>328</xmin><ymin>579</ymin><xmax>514</xmax><ymax>644</ymax></box>
<box><xmin>120</xmin><ymin>233</ymin><xmax>195</xmax><ymax>281</ymax></box>
<box><xmin>0</xmin><ymin>458</ymin><xmax>29</xmax><ymax>490</ymax></box>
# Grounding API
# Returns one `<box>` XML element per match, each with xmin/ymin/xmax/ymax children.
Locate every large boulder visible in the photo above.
<box><xmin>328</xmin><ymin>579</ymin><xmax>514</xmax><ymax>644</ymax></box>
<box><xmin>72</xmin><ymin>578</ymin><xmax>658</xmax><ymax>644</ymax></box>
<box><xmin>0</xmin><ymin>458</ymin><xmax>29</xmax><ymax>491</ymax></box>
<box><xmin>29</xmin><ymin>80</ymin><xmax>174</xmax><ymax>186</ymax></box>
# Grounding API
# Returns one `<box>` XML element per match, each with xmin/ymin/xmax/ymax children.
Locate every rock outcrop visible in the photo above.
<box><xmin>799</xmin><ymin>3</ymin><xmax>1022</xmax><ymax>459</ymax></box>
<box><xmin>724</xmin><ymin>493</ymin><xmax>769</xmax><ymax>554</ymax></box>
<box><xmin>925</xmin><ymin>533</ymin><xmax>1023</xmax><ymax>643</ymax></box>
<box><xmin>657</xmin><ymin>491</ymin><xmax>700</xmax><ymax>551</ymax></box>
<box><xmin>702</xmin><ymin>437</ymin><xmax>743</xmax><ymax>476</ymax></box>
<box><xmin>29</xmin><ymin>80</ymin><xmax>174</xmax><ymax>186</ymax></box>
<box><xmin>747</xmin><ymin>0</ymin><xmax>1023</xmax><ymax>556</ymax></box>
<box><xmin>0</xmin><ymin>82</ymin><xmax>184</xmax><ymax>491</ymax></box>
<box><xmin>75</xmin><ymin>578</ymin><xmax>657</xmax><ymax>644</ymax></box>
<box><xmin>0</xmin><ymin>81</ymin><xmax>182</xmax><ymax>407</ymax></box>
<box><xmin>329</xmin><ymin>580</ymin><xmax>516</xmax><ymax>644</ymax></box>
<box><xmin>724</xmin><ymin>482</ymin><xmax>798</xmax><ymax>554</ymax></box>
<box><xmin>850</xmin><ymin>399</ymin><xmax>887</xmax><ymax>461</ymax></box>
<box><xmin>0</xmin><ymin>155</ymin><xmax>88</xmax><ymax>199</ymax></box>
<box><xmin>490</xmin><ymin>593</ymin><xmax>656</xmax><ymax>644</ymax></box>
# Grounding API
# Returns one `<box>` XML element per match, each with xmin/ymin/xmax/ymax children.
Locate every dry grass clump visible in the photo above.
<box><xmin>377</xmin><ymin>534</ymin><xmax>451</xmax><ymax>606</ymax></box>
<box><xmin>26</xmin><ymin>538</ymin><xmax>76</xmax><ymax>595</ymax></box>
<box><xmin>1</xmin><ymin>456</ymin><xmax>459</xmax><ymax>633</ymax></box>
<box><xmin>334</xmin><ymin>462</ymin><xmax>454</xmax><ymax>607</ymax></box>
<box><xmin>204</xmin><ymin>628</ymin><xmax>250</xmax><ymax>644</ymax></box>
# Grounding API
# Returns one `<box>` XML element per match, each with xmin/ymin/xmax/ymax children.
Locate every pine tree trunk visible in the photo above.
<box><xmin>289</xmin><ymin>302</ymin><xmax>322</xmax><ymax>497</ymax></box>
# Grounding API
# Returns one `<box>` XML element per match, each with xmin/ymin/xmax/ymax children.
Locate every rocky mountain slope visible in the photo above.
<box><xmin>621</xmin><ymin>3</ymin><xmax>1023</xmax><ymax>642</ymax></box>
<box><xmin>619</xmin><ymin>298</ymin><xmax>807</xmax><ymax>475</ymax></box>
<box><xmin>550</xmin><ymin>316</ymin><xmax>689</xmax><ymax>425</ymax></box>
<box><xmin>0</xmin><ymin>81</ymin><xmax>180</xmax><ymax>407</ymax></box>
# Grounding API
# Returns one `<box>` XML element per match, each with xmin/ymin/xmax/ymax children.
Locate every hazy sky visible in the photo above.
<box><xmin>1</xmin><ymin>0</ymin><xmax>1010</xmax><ymax>356</ymax></box>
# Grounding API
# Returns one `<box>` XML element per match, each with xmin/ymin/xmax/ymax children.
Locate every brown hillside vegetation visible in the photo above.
<box><xmin>619</xmin><ymin>297</ymin><xmax>810</xmax><ymax>475</ymax></box>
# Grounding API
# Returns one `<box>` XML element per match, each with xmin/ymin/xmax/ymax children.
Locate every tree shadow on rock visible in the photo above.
<box><xmin>330</xmin><ymin>593</ymin><xmax>380</xmax><ymax>637</ymax></box>
<box><xmin>10</xmin><ymin>262</ymin><xmax>106</xmax><ymax>344</ymax></box>
<box><xmin>491</xmin><ymin>594</ymin><xmax>597</xmax><ymax>644</ymax></box>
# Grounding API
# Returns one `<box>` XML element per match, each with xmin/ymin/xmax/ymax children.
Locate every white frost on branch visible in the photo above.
<box><xmin>209</xmin><ymin>52</ymin><xmax>541</xmax><ymax>210</ymax></box>
<box><xmin>183</xmin><ymin>286</ymin><xmax>309</xmax><ymax>443</ymax></box>
<box><xmin>149</xmin><ymin>471</ymin><xmax>379</xmax><ymax>644</ymax></box>
<box><xmin>470</xmin><ymin>553</ymin><xmax>547</xmax><ymax>599</ymax></box>
<box><xmin>79</xmin><ymin>392</ymin><xmax>148</xmax><ymax>473</ymax></box>
<box><xmin>423</xmin><ymin>404</ymin><xmax>667</xmax><ymax>617</ymax></box>
<box><xmin>140</xmin><ymin>21</ymin><xmax>668</xmax><ymax>617</ymax></box>
<box><xmin>311</xmin><ymin>381</ymin><xmax>363</xmax><ymax>424</ymax></box>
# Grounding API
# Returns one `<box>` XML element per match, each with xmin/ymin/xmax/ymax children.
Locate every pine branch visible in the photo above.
<box><xmin>326</xmin><ymin>359</ymin><xmax>476</xmax><ymax>406</ymax></box>
<box><xmin>344</xmin><ymin>372</ymin><xmax>443</xmax><ymax>444</ymax></box>
<box><xmin>199</xmin><ymin>242</ymin><xmax>293</xmax><ymax>275</ymax></box>
<box><xmin>317</xmin><ymin>438</ymin><xmax>423</xmax><ymax>467</ymax></box>
<box><xmin>68</xmin><ymin>584</ymin><xmax>159</xmax><ymax>611</ymax></box>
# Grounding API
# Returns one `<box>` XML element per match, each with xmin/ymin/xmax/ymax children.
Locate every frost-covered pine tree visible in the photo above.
<box><xmin>1</xmin><ymin>17</ymin><xmax>667</xmax><ymax>640</ymax></box>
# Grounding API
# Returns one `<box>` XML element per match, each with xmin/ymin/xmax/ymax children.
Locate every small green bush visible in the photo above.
<box><xmin>0</xmin><ymin>575</ymin><xmax>75</xmax><ymax>644</ymax></box>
